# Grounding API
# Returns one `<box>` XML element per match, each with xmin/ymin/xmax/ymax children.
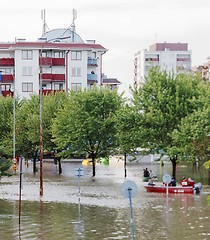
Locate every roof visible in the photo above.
<box><xmin>0</xmin><ymin>42</ymin><xmax>107</xmax><ymax>52</ymax></box>
<box><xmin>102</xmin><ymin>78</ymin><xmax>121</xmax><ymax>85</ymax></box>
<box><xmin>0</xmin><ymin>28</ymin><xmax>107</xmax><ymax>52</ymax></box>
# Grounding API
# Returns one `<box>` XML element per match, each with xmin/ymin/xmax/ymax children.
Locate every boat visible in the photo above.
<box><xmin>144</xmin><ymin>185</ymin><xmax>195</xmax><ymax>194</ymax></box>
<box><xmin>143</xmin><ymin>176</ymin><xmax>158</xmax><ymax>182</ymax></box>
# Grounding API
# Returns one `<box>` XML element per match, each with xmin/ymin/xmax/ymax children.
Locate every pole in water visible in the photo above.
<box><xmin>18</xmin><ymin>157</ymin><xmax>24</xmax><ymax>225</ymax></box>
<box><xmin>75</xmin><ymin>167</ymin><xmax>84</xmax><ymax>195</ymax></box>
<box><xmin>128</xmin><ymin>188</ymin><xmax>135</xmax><ymax>240</ymax></box>
<box><xmin>121</xmin><ymin>180</ymin><xmax>138</xmax><ymax>240</ymax></box>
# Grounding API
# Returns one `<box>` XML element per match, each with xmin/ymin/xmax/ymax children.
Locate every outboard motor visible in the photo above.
<box><xmin>194</xmin><ymin>182</ymin><xmax>202</xmax><ymax>194</ymax></box>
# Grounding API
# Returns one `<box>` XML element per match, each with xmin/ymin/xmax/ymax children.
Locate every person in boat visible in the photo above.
<box><xmin>149</xmin><ymin>170</ymin><xmax>154</xmax><ymax>178</ymax></box>
<box><xmin>187</xmin><ymin>177</ymin><xmax>195</xmax><ymax>187</ymax></box>
<box><xmin>143</xmin><ymin>168</ymin><xmax>150</xmax><ymax>178</ymax></box>
<box><xmin>148</xmin><ymin>177</ymin><xmax>155</xmax><ymax>186</ymax></box>
<box><xmin>169</xmin><ymin>177</ymin><xmax>176</xmax><ymax>186</ymax></box>
<box><xmin>180</xmin><ymin>176</ymin><xmax>188</xmax><ymax>187</ymax></box>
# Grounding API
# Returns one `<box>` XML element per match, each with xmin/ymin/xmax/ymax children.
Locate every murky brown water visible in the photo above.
<box><xmin>0</xmin><ymin>159</ymin><xmax>209</xmax><ymax>240</ymax></box>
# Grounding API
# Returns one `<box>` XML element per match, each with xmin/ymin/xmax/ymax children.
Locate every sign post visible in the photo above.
<box><xmin>75</xmin><ymin>167</ymin><xmax>84</xmax><ymax>196</ymax></box>
<box><xmin>162</xmin><ymin>174</ymin><xmax>171</xmax><ymax>196</ymax></box>
<box><xmin>121</xmin><ymin>180</ymin><xmax>138</xmax><ymax>240</ymax></box>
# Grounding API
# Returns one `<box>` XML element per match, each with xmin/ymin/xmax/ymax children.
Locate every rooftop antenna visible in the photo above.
<box><xmin>41</xmin><ymin>9</ymin><xmax>50</xmax><ymax>35</ymax></box>
<box><xmin>71</xmin><ymin>9</ymin><xmax>77</xmax><ymax>42</ymax></box>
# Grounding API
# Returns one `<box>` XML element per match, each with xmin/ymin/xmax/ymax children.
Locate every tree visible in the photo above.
<box><xmin>15</xmin><ymin>93</ymin><xmax>68</xmax><ymax>173</ymax></box>
<box><xmin>52</xmin><ymin>87</ymin><xmax>123</xmax><ymax>177</ymax></box>
<box><xmin>0</xmin><ymin>157</ymin><xmax>12</xmax><ymax>178</ymax></box>
<box><xmin>171</xmin><ymin>83</ymin><xmax>210</xmax><ymax>182</ymax></box>
<box><xmin>115</xmin><ymin>103</ymin><xmax>142</xmax><ymax>177</ymax></box>
<box><xmin>132</xmin><ymin>68</ymin><xmax>204</xmax><ymax>179</ymax></box>
<box><xmin>16</xmin><ymin>95</ymin><xmax>40</xmax><ymax>161</ymax></box>
<box><xmin>0</xmin><ymin>96</ymin><xmax>14</xmax><ymax>159</ymax></box>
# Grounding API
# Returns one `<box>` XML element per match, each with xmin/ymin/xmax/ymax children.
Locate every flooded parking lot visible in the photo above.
<box><xmin>0</xmin><ymin>159</ymin><xmax>209</xmax><ymax>239</ymax></box>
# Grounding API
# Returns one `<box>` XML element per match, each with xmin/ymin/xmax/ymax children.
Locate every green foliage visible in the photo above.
<box><xmin>115</xmin><ymin>103</ymin><xmax>142</xmax><ymax>154</ymax></box>
<box><xmin>131</xmin><ymin>67</ymin><xmax>207</xmax><ymax>177</ymax></box>
<box><xmin>0</xmin><ymin>96</ymin><xmax>14</xmax><ymax>158</ymax></box>
<box><xmin>0</xmin><ymin>157</ymin><xmax>12</xmax><ymax>177</ymax></box>
<box><xmin>203</xmin><ymin>160</ymin><xmax>210</xmax><ymax>170</ymax></box>
<box><xmin>52</xmin><ymin>87</ymin><xmax>123</xmax><ymax>159</ymax></box>
<box><xmin>132</xmin><ymin>68</ymin><xmax>204</xmax><ymax>154</ymax></box>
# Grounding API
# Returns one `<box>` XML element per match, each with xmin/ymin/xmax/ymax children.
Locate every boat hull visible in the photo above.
<box><xmin>144</xmin><ymin>185</ymin><xmax>194</xmax><ymax>194</ymax></box>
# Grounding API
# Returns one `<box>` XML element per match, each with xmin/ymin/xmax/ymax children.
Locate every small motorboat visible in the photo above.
<box><xmin>144</xmin><ymin>185</ymin><xmax>200</xmax><ymax>194</ymax></box>
<box><xmin>143</xmin><ymin>176</ymin><xmax>158</xmax><ymax>182</ymax></box>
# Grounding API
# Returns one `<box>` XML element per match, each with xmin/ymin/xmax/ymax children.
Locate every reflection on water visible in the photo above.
<box><xmin>0</xmin><ymin>160</ymin><xmax>209</xmax><ymax>240</ymax></box>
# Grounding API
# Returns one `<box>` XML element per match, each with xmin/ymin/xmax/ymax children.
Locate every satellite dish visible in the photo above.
<box><xmin>121</xmin><ymin>180</ymin><xmax>138</xmax><ymax>198</ymax></box>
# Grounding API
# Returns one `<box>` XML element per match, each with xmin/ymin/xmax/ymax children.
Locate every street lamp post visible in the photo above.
<box><xmin>39</xmin><ymin>36</ymin><xmax>71</xmax><ymax>196</ymax></box>
<box><xmin>13</xmin><ymin>73</ymin><xmax>16</xmax><ymax>161</ymax></box>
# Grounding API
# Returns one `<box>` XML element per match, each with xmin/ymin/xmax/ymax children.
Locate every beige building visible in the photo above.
<box><xmin>134</xmin><ymin>42</ymin><xmax>192</xmax><ymax>88</ymax></box>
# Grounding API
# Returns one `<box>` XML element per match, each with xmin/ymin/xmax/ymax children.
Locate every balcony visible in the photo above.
<box><xmin>41</xmin><ymin>73</ymin><xmax>65</xmax><ymax>82</ymax></box>
<box><xmin>177</xmin><ymin>58</ymin><xmax>190</xmax><ymax>62</ymax></box>
<box><xmin>1</xmin><ymin>90</ymin><xmax>14</xmax><ymax>97</ymax></box>
<box><xmin>41</xmin><ymin>89</ymin><xmax>64</xmax><ymax>95</ymax></box>
<box><xmin>0</xmin><ymin>74</ymin><xmax>14</xmax><ymax>82</ymax></box>
<box><xmin>87</xmin><ymin>73</ymin><xmax>98</xmax><ymax>82</ymax></box>
<box><xmin>39</xmin><ymin>57</ymin><xmax>65</xmax><ymax>66</ymax></box>
<box><xmin>87</xmin><ymin>58</ymin><xmax>98</xmax><ymax>66</ymax></box>
<box><xmin>145</xmin><ymin>58</ymin><xmax>159</xmax><ymax>61</ymax></box>
<box><xmin>0</xmin><ymin>58</ymin><xmax>15</xmax><ymax>66</ymax></box>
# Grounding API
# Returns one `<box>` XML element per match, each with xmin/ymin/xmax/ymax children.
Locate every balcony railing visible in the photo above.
<box><xmin>40</xmin><ymin>73</ymin><xmax>65</xmax><ymax>82</ymax></box>
<box><xmin>1</xmin><ymin>90</ymin><xmax>14</xmax><ymax>97</ymax></box>
<box><xmin>40</xmin><ymin>89</ymin><xmax>64</xmax><ymax>95</ymax></box>
<box><xmin>177</xmin><ymin>58</ymin><xmax>190</xmax><ymax>62</ymax></box>
<box><xmin>145</xmin><ymin>58</ymin><xmax>159</xmax><ymax>61</ymax></box>
<box><xmin>39</xmin><ymin>57</ymin><xmax>65</xmax><ymax>66</ymax></box>
<box><xmin>87</xmin><ymin>73</ymin><xmax>98</xmax><ymax>81</ymax></box>
<box><xmin>87</xmin><ymin>58</ymin><xmax>98</xmax><ymax>66</ymax></box>
<box><xmin>0</xmin><ymin>58</ymin><xmax>15</xmax><ymax>66</ymax></box>
<box><xmin>0</xmin><ymin>74</ymin><xmax>14</xmax><ymax>82</ymax></box>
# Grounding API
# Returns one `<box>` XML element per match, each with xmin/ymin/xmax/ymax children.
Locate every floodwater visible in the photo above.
<box><xmin>0</xmin><ymin>158</ymin><xmax>209</xmax><ymax>240</ymax></box>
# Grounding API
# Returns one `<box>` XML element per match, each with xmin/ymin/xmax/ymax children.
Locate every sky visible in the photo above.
<box><xmin>1</xmin><ymin>0</ymin><xmax>210</xmax><ymax>97</ymax></box>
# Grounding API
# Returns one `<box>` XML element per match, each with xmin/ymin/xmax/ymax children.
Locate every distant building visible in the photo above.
<box><xmin>0</xmin><ymin>28</ymin><xmax>111</xmax><ymax>99</ymax></box>
<box><xmin>192</xmin><ymin>61</ymin><xmax>210</xmax><ymax>82</ymax></box>
<box><xmin>134</xmin><ymin>42</ymin><xmax>192</xmax><ymax>88</ymax></box>
<box><xmin>102</xmin><ymin>74</ymin><xmax>121</xmax><ymax>90</ymax></box>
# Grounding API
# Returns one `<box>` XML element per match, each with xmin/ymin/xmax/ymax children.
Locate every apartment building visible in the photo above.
<box><xmin>134</xmin><ymin>42</ymin><xmax>192</xmax><ymax>88</ymax></box>
<box><xmin>0</xmin><ymin>28</ymin><xmax>110</xmax><ymax>99</ymax></box>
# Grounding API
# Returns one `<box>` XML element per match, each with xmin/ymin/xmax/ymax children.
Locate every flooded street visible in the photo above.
<box><xmin>0</xmin><ymin>159</ymin><xmax>210</xmax><ymax>240</ymax></box>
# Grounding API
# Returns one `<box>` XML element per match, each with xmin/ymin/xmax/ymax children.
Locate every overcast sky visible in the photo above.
<box><xmin>1</xmin><ymin>0</ymin><xmax>210</xmax><ymax>97</ymax></box>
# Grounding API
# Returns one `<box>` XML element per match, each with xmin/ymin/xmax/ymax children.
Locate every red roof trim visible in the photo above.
<box><xmin>0</xmin><ymin>42</ymin><xmax>107</xmax><ymax>51</ymax></box>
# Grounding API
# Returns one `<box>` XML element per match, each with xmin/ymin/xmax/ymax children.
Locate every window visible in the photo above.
<box><xmin>54</xmin><ymin>83</ymin><xmax>64</xmax><ymax>90</ymax></box>
<box><xmin>71</xmin><ymin>83</ymin><xmax>81</xmax><ymax>92</ymax></box>
<box><xmin>22</xmin><ymin>83</ymin><xmax>33</xmax><ymax>92</ymax></box>
<box><xmin>41</xmin><ymin>51</ymin><xmax>52</xmax><ymax>58</ymax></box>
<box><xmin>0</xmin><ymin>68</ymin><xmax>13</xmax><ymax>74</ymax></box>
<box><xmin>1</xmin><ymin>84</ymin><xmax>11</xmax><ymax>91</ymax></box>
<box><xmin>22</xmin><ymin>50</ymin><xmax>33</xmax><ymax>59</ymax></box>
<box><xmin>54</xmin><ymin>51</ymin><xmax>64</xmax><ymax>58</ymax></box>
<box><xmin>22</xmin><ymin>66</ymin><xmax>32</xmax><ymax>76</ymax></box>
<box><xmin>71</xmin><ymin>67</ymin><xmax>81</xmax><ymax>77</ymax></box>
<box><xmin>71</xmin><ymin>51</ymin><xmax>82</xmax><ymax>60</ymax></box>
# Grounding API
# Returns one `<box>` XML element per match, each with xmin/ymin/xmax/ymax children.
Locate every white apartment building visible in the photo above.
<box><xmin>0</xmin><ymin>28</ymin><xmax>109</xmax><ymax>99</ymax></box>
<box><xmin>134</xmin><ymin>42</ymin><xmax>192</xmax><ymax>88</ymax></box>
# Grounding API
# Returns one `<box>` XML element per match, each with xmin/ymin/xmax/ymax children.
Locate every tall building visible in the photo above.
<box><xmin>134</xmin><ymin>42</ymin><xmax>192</xmax><ymax>88</ymax></box>
<box><xmin>0</xmin><ymin>28</ymin><xmax>109</xmax><ymax>99</ymax></box>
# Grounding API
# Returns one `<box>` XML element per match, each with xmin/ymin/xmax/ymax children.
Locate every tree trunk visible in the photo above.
<box><xmin>33</xmin><ymin>158</ymin><xmax>36</xmax><ymax>174</ymax></box>
<box><xmin>171</xmin><ymin>156</ymin><xmax>177</xmax><ymax>180</ymax></box>
<box><xmin>58</xmin><ymin>159</ymin><xmax>62</xmax><ymax>175</ymax></box>
<box><xmin>208</xmin><ymin>169</ymin><xmax>210</xmax><ymax>185</ymax></box>
<box><xmin>124</xmin><ymin>153</ymin><xmax>127</xmax><ymax>178</ymax></box>
<box><xmin>92</xmin><ymin>155</ymin><xmax>96</xmax><ymax>177</ymax></box>
<box><xmin>33</xmin><ymin>150</ymin><xmax>38</xmax><ymax>174</ymax></box>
